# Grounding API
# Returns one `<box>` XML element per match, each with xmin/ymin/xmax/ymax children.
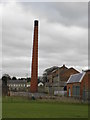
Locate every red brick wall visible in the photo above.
<box><xmin>67</xmin><ymin>84</ymin><xmax>73</xmax><ymax>96</ymax></box>
<box><xmin>80</xmin><ymin>72</ymin><xmax>89</xmax><ymax>99</ymax></box>
<box><xmin>67</xmin><ymin>82</ymin><xmax>80</xmax><ymax>97</ymax></box>
<box><xmin>61</xmin><ymin>68</ymin><xmax>79</xmax><ymax>82</ymax></box>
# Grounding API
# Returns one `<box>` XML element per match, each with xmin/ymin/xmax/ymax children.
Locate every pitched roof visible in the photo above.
<box><xmin>52</xmin><ymin>65</ymin><xmax>68</xmax><ymax>74</ymax></box>
<box><xmin>61</xmin><ymin>67</ymin><xmax>79</xmax><ymax>76</ymax></box>
<box><xmin>68</xmin><ymin>67</ymin><xmax>79</xmax><ymax>73</ymax></box>
<box><xmin>67</xmin><ymin>72</ymin><xmax>85</xmax><ymax>84</ymax></box>
<box><xmin>43</xmin><ymin>66</ymin><xmax>58</xmax><ymax>75</ymax></box>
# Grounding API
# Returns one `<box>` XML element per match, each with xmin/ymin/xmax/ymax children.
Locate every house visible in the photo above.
<box><xmin>38</xmin><ymin>82</ymin><xmax>45</xmax><ymax>93</ymax></box>
<box><xmin>67</xmin><ymin>70</ymin><xmax>90</xmax><ymax>100</ymax></box>
<box><xmin>7</xmin><ymin>80</ymin><xmax>27</xmax><ymax>92</ymax></box>
<box><xmin>38</xmin><ymin>82</ymin><xmax>44</xmax><ymax>87</ymax></box>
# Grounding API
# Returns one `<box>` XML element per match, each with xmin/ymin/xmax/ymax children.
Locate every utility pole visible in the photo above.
<box><xmin>58</xmin><ymin>67</ymin><xmax>60</xmax><ymax>95</ymax></box>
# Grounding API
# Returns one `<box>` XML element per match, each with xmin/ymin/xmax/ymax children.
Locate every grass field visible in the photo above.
<box><xmin>2</xmin><ymin>96</ymin><xmax>88</xmax><ymax>118</ymax></box>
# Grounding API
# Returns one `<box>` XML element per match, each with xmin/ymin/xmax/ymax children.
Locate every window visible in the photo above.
<box><xmin>69</xmin><ymin>88</ymin><xmax>71</xmax><ymax>97</ymax></box>
<box><xmin>72</xmin><ymin>85</ymin><xmax>80</xmax><ymax>97</ymax></box>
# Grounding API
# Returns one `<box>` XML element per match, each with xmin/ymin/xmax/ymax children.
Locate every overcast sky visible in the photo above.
<box><xmin>1</xmin><ymin>1</ymin><xmax>88</xmax><ymax>78</ymax></box>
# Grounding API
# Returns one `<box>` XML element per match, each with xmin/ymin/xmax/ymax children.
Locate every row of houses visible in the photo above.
<box><xmin>7</xmin><ymin>80</ymin><xmax>27</xmax><ymax>91</ymax></box>
<box><xmin>7</xmin><ymin>81</ymin><xmax>44</xmax><ymax>92</ymax></box>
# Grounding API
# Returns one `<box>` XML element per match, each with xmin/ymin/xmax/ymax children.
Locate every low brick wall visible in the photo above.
<box><xmin>10</xmin><ymin>91</ymin><xmax>48</xmax><ymax>99</ymax></box>
<box><xmin>9</xmin><ymin>91</ymin><xmax>87</xmax><ymax>103</ymax></box>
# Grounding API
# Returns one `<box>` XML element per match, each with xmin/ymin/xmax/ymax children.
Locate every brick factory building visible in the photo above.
<box><xmin>67</xmin><ymin>70</ymin><xmax>90</xmax><ymax>100</ymax></box>
<box><xmin>45</xmin><ymin>65</ymin><xmax>79</xmax><ymax>95</ymax></box>
<box><xmin>47</xmin><ymin>65</ymin><xmax>79</xmax><ymax>84</ymax></box>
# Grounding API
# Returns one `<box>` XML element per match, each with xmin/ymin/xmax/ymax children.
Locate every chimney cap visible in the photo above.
<box><xmin>34</xmin><ymin>20</ymin><xmax>38</xmax><ymax>26</ymax></box>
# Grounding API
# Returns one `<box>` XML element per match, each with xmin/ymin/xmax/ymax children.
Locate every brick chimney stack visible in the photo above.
<box><xmin>30</xmin><ymin>20</ymin><xmax>38</xmax><ymax>93</ymax></box>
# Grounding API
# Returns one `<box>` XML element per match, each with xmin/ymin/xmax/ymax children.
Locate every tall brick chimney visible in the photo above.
<box><xmin>30</xmin><ymin>20</ymin><xmax>38</xmax><ymax>93</ymax></box>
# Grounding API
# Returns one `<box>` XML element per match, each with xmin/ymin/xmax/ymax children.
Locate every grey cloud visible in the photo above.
<box><xmin>2</xmin><ymin>2</ymin><xmax>88</xmax><ymax>77</ymax></box>
<box><xmin>19</xmin><ymin>2</ymin><xmax>88</xmax><ymax>28</ymax></box>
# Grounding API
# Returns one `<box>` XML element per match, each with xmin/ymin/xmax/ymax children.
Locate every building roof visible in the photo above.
<box><xmin>38</xmin><ymin>82</ymin><xmax>44</xmax><ymax>86</ymax></box>
<box><xmin>83</xmin><ymin>69</ymin><xmax>90</xmax><ymax>72</ymax></box>
<box><xmin>62</xmin><ymin>67</ymin><xmax>79</xmax><ymax>77</ymax></box>
<box><xmin>50</xmin><ymin>64</ymin><xmax>68</xmax><ymax>74</ymax></box>
<box><xmin>67</xmin><ymin>72</ymin><xmax>85</xmax><ymax>84</ymax></box>
<box><xmin>7</xmin><ymin>80</ymin><xmax>26</xmax><ymax>84</ymax></box>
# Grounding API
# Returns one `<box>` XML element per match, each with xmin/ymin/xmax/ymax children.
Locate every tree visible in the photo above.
<box><xmin>2</xmin><ymin>74</ymin><xmax>11</xmax><ymax>86</ymax></box>
<box><xmin>12</xmin><ymin>76</ymin><xmax>17</xmax><ymax>80</ymax></box>
<box><xmin>26</xmin><ymin>77</ymin><xmax>31</xmax><ymax>82</ymax></box>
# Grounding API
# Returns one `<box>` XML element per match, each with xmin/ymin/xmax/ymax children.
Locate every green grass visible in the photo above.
<box><xmin>2</xmin><ymin>96</ymin><xmax>88</xmax><ymax>118</ymax></box>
